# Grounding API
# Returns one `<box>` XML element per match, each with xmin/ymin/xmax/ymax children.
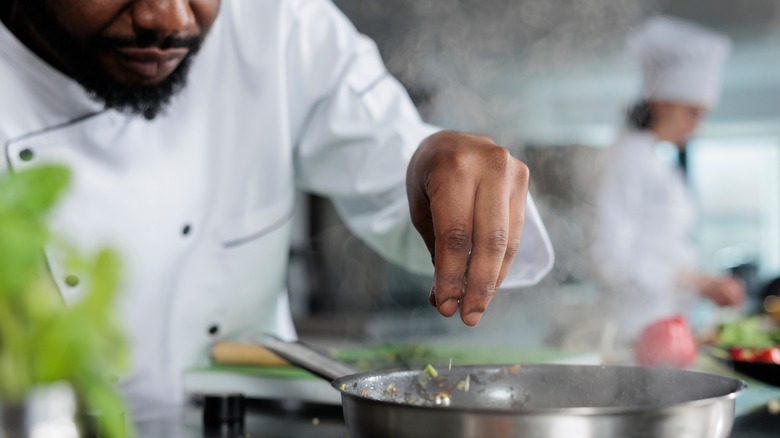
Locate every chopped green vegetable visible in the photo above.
<box><xmin>417</xmin><ymin>364</ymin><xmax>436</xmax><ymax>386</ymax></box>
<box><xmin>716</xmin><ymin>316</ymin><xmax>780</xmax><ymax>349</ymax></box>
<box><xmin>340</xmin><ymin>384</ymin><xmax>347</xmax><ymax>391</ymax></box>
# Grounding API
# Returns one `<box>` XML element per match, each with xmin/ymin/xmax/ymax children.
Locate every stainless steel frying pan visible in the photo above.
<box><xmin>262</xmin><ymin>337</ymin><xmax>746</xmax><ymax>438</ymax></box>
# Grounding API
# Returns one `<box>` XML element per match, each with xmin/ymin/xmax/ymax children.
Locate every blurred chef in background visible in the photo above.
<box><xmin>593</xmin><ymin>15</ymin><xmax>746</xmax><ymax>346</ymax></box>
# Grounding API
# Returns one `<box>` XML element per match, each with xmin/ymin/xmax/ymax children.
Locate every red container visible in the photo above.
<box><xmin>635</xmin><ymin>315</ymin><xmax>698</xmax><ymax>368</ymax></box>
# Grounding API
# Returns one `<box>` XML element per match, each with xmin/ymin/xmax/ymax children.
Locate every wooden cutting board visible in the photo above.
<box><xmin>211</xmin><ymin>341</ymin><xmax>290</xmax><ymax>367</ymax></box>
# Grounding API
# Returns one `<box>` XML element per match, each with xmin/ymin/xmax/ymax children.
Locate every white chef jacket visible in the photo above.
<box><xmin>593</xmin><ymin>130</ymin><xmax>697</xmax><ymax>343</ymax></box>
<box><xmin>0</xmin><ymin>0</ymin><xmax>553</xmax><ymax>415</ymax></box>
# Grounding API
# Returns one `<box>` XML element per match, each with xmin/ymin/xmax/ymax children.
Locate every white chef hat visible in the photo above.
<box><xmin>629</xmin><ymin>15</ymin><xmax>731</xmax><ymax>108</ymax></box>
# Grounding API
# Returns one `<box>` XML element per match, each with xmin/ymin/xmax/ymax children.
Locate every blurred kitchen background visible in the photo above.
<box><xmin>287</xmin><ymin>0</ymin><xmax>780</xmax><ymax>348</ymax></box>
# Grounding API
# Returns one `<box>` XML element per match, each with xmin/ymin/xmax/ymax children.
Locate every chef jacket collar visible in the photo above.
<box><xmin>619</xmin><ymin>129</ymin><xmax>658</xmax><ymax>148</ymax></box>
<box><xmin>0</xmin><ymin>19</ymin><xmax>106</xmax><ymax>125</ymax></box>
<box><xmin>620</xmin><ymin>129</ymin><xmax>685</xmax><ymax>168</ymax></box>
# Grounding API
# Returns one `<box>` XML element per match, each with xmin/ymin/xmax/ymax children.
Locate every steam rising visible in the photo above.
<box><xmin>369</xmin><ymin>0</ymin><xmax>657</xmax><ymax>145</ymax></box>
<box><xmin>324</xmin><ymin>0</ymin><xmax>661</xmax><ymax>348</ymax></box>
<box><xmin>315</xmin><ymin>0</ymin><xmax>780</xmax><ymax>353</ymax></box>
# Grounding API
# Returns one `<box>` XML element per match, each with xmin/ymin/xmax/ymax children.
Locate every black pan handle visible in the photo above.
<box><xmin>258</xmin><ymin>335</ymin><xmax>360</xmax><ymax>382</ymax></box>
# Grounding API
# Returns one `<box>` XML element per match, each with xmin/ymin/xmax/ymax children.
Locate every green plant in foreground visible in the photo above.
<box><xmin>0</xmin><ymin>165</ymin><xmax>135</xmax><ymax>438</ymax></box>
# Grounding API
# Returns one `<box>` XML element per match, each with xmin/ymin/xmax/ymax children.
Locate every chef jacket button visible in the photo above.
<box><xmin>19</xmin><ymin>148</ymin><xmax>34</xmax><ymax>162</ymax></box>
<box><xmin>182</xmin><ymin>224</ymin><xmax>192</xmax><ymax>236</ymax></box>
<box><xmin>64</xmin><ymin>274</ymin><xmax>80</xmax><ymax>287</ymax></box>
<box><xmin>208</xmin><ymin>324</ymin><xmax>219</xmax><ymax>336</ymax></box>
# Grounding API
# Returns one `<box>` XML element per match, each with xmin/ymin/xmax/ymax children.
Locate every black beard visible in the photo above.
<box><xmin>14</xmin><ymin>1</ymin><xmax>202</xmax><ymax>120</ymax></box>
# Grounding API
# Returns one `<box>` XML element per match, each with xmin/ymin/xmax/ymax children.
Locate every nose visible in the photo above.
<box><xmin>132</xmin><ymin>0</ymin><xmax>197</xmax><ymax>37</ymax></box>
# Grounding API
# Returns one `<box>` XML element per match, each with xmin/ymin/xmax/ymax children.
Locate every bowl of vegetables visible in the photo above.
<box><xmin>710</xmin><ymin>314</ymin><xmax>780</xmax><ymax>387</ymax></box>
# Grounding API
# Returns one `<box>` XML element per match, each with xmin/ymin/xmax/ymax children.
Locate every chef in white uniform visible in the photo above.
<box><xmin>593</xmin><ymin>16</ymin><xmax>744</xmax><ymax>345</ymax></box>
<box><xmin>0</xmin><ymin>0</ymin><xmax>553</xmax><ymax>413</ymax></box>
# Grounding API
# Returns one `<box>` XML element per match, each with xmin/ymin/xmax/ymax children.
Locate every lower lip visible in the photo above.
<box><xmin>115</xmin><ymin>54</ymin><xmax>185</xmax><ymax>82</ymax></box>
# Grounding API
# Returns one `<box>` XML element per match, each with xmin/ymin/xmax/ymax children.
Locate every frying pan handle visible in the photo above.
<box><xmin>257</xmin><ymin>335</ymin><xmax>361</xmax><ymax>381</ymax></box>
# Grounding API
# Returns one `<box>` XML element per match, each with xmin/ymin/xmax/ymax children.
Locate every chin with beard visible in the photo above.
<box><xmin>13</xmin><ymin>0</ymin><xmax>203</xmax><ymax>120</ymax></box>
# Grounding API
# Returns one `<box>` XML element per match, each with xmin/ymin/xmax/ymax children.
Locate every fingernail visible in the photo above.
<box><xmin>438</xmin><ymin>298</ymin><xmax>459</xmax><ymax>316</ymax></box>
<box><xmin>429</xmin><ymin>285</ymin><xmax>437</xmax><ymax>307</ymax></box>
<box><xmin>464</xmin><ymin>312</ymin><xmax>483</xmax><ymax>326</ymax></box>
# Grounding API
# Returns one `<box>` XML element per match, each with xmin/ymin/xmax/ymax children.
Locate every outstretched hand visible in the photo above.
<box><xmin>699</xmin><ymin>275</ymin><xmax>746</xmax><ymax>307</ymax></box>
<box><xmin>406</xmin><ymin>130</ymin><xmax>530</xmax><ymax>326</ymax></box>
